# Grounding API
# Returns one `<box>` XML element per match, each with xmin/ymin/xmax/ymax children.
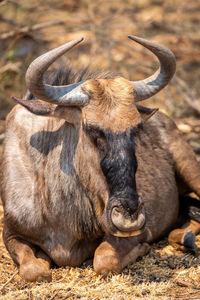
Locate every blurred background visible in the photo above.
<box><xmin>0</xmin><ymin>0</ymin><xmax>200</xmax><ymax>157</ymax></box>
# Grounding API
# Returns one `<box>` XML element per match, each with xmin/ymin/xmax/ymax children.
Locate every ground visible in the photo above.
<box><xmin>1</xmin><ymin>205</ymin><xmax>200</xmax><ymax>299</ymax></box>
<box><xmin>0</xmin><ymin>0</ymin><xmax>200</xmax><ymax>299</ymax></box>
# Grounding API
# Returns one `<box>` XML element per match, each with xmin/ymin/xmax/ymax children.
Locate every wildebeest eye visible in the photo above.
<box><xmin>95</xmin><ymin>137</ymin><xmax>107</xmax><ymax>153</ymax></box>
<box><xmin>84</xmin><ymin>125</ymin><xmax>108</xmax><ymax>155</ymax></box>
<box><xmin>90</xmin><ymin>132</ymin><xmax>108</xmax><ymax>157</ymax></box>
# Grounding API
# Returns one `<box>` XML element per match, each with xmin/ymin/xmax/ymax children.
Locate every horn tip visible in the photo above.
<box><xmin>128</xmin><ymin>35</ymin><xmax>141</xmax><ymax>42</ymax></box>
<box><xmin>77</xmin><ymin>37</ymin><xmax>84</xmax><ymax>43</ymax></box>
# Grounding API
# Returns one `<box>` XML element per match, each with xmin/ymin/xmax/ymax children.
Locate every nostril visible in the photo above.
<box><xmin>121</xmin><ymin>196</ymin><xmax>139</xmax><ymax>215</ymax></box>
<box><xmin>111</xmin><ymin>205</ymin><xmax>145</xmax><ymax>232</ymax></box>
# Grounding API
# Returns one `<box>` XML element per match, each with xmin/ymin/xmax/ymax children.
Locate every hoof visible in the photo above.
<box><xmin>20</xmin><ymin>258</ymin><xmax>51</xmax><ymax>282</ymax></box>
<box><xmin>93</xmin><ymin>241</ymin><xmax>122</xmax><ymax>276</ymax></box>
<box><xmin>183</xmin><ymin>231</ymin><xmax>198</xmax><ymax>254</ymax></box>
<box><xmin>94</xmin><ymin>255</ymin><xmax>121</xmax><ymax>276</ymax></box>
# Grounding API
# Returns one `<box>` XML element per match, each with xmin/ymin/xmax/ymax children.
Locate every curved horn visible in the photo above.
<box><xmin>25</xmin><ymin>37</ymin><xmax>89</xmax><ymax>107</ymax></box>
<box><xmin>128</xmin><ymin>35</ymin><xmax>176</xmax><ymax>102</ymax></box>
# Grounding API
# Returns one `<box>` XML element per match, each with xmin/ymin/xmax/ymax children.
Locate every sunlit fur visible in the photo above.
<box><xmin>1</xmin><ymin>66</ymin><xmax>200</xmax><ymax>281</ymax></box>
<box><xmin>82</xmin><ymin>77</ymin><xmax>141</xmax><ymax>132</ymax></box>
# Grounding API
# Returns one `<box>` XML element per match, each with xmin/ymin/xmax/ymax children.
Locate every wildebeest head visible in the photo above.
<box><xmin>13</xmin><ymin>36</ymin><xmax>176</xmax><ymax>237</ymax></box>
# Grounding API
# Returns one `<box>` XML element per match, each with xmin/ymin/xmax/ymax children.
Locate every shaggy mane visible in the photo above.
<box><xmin>26</xmin><ymin>66</ymin><xmax>113</xmax><ymax>100</ymax></box>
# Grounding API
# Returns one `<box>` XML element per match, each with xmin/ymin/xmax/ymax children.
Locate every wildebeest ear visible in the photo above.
<box><xmin>136</xmin><ymin>104</ymin><xmax>159</xmax><ymax>122</ymax></box>
<box><xmin>12</xmin><ymin>96</ymin><xmax>81</xmax><ymax>124</ymax></box>
<box><xmin>12</xmin><ymin>97</ymin><xmax>55</xmax><ymax>115</ymax></box>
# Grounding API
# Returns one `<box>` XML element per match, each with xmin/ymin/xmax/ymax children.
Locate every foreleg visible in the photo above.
<box><xmin>3</xmin><ymin>227</ymin><xmax>51</xmax><ymax>282</ymax></box>
<box><xmin>93</xmin><ymin>236</ymin><xmax>149</xmax><ymax>276</ymax></box>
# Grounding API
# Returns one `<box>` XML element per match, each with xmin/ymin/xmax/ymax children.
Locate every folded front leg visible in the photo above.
<box><xmin>3</xmin><ymin>227</ymin><xmax>52</xmax><ymax>282</ymax></box>
<box><xmin>93</xmin><ymin>236</ymin><xmax>149</xmax><ymax>276</ymax></box>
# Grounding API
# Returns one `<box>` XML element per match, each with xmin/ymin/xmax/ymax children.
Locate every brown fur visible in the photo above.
<box><xmin>1</xmin><ymin>75</ymin><xmax>200</xmax><ymax>281</ymax></box>
<box><xmin>82</xmin><ymin>77</ymin><xmax>141</xmax><ymax>131</ymax></box>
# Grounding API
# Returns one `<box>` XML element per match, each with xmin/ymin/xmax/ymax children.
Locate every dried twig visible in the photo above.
<box><xmin>172</xmin><ymin>76</ymin><xmax>200</xmax><ymax>114</ymax></box>
<box><xmin>0</xmin><ymin>15</ymin><xmax>21</xmax><ymax>27</ymax></box>
<box><xmin>0</xmin><ymin>0</ymin><xmax>8</xmax><ymax>7</ymax></box>
<box><xmin>0</xmin><ymin>20</ymin><xmax>65</xmax><ymax>40</ymax></box>
<box><xmin>0</xmin><ymin>62</ymin><xmax>21</xmax><ymax>74</ymax></box>
<box><xmin>175</xmin><ymin>279</ymin><xmax>200</xmax><ymax>290</ymax></box>
<box><xmin>0</xmin><ymin>0</ymin><xmax>19</xmax><ymax>7</ymax></box>
<box><xmin>175</xmin><ymin>76</ymin><xmax>196</xmax><ymax>102</ymax></box>
<box><xmin>0</xmin><ymin>270</ymin><xmax>19</xmax><ymax>292</ymax></box>
<box><xmin>0</xmin><ymin>0</ymin><xmax>25</xmax><ymax>7</ymax></box>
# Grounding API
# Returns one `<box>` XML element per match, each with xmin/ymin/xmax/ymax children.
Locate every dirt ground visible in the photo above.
<box><xmin>1</xmin><ymin>212</ymin><xmax>200</xmax><ymax>299</ymax></box>
<box><xmin>0</xmin><ymin>0</ymin><xmax>200</xmax><ymax>299</ymax></box>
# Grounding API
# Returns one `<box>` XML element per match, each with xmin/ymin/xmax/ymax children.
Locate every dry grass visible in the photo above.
<box><xmin>1</xmin><ymin>201</ymin><xmax>200</xmax><ymax>299</ymax></box>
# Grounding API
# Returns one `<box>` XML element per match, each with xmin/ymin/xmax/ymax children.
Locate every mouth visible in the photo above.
<box><xmin>111</xmin><ymin>204</ymin><xmax>145</xmax><ymax>237</ymax></box>
<box><xmin>111</xmin><ymin>202</ymin><xmax>145</xmax><ymax>237</ymax></box>
<box><xmin>100</xmin><ymin>200</ymin><xmax>146</xmax><ymax>238</ymax></box>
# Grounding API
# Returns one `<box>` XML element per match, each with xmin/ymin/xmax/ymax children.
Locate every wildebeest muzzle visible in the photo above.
<box><xmin>100</xmin><ymin>194</ymin><xmax>146</xmax><ymax>237</ymax></box>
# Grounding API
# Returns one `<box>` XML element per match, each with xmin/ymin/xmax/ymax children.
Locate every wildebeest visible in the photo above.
<box><xmin>1</xmin><ymin>36</ymin><xmax>200</xmax><ymax>282</ymax></box>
